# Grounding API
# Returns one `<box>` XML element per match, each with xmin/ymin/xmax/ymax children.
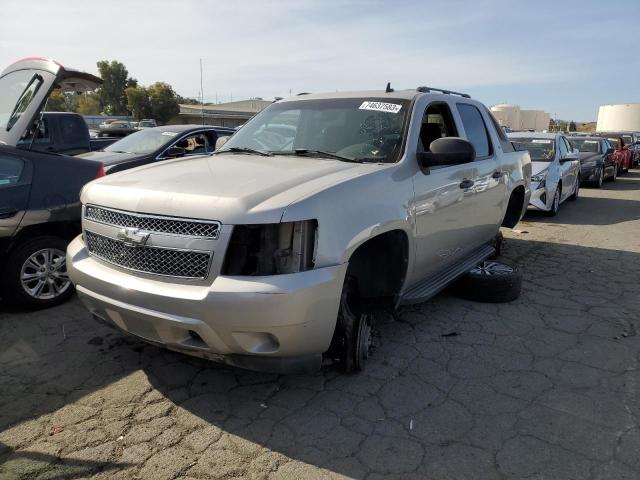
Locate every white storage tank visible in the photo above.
<box><xmin>597</xmin><ymin>104</ymin><xmax>640</xmax><ymax>132</ymax></box>
<box><xmin>491</xmin><ymin>104</ymin><xmax>521</xmax><ymax>129</ymax></box>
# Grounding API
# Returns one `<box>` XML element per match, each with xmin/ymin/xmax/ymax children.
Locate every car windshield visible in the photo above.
<box><xmin>219</xmin><ymin>97</ymin><xmax>411</xmax><ymax>163</ymax></box>
<box><xmin>607</xmin><ymin>138</ymin><xmax>620</xmax><ymax>148</ymax></box>
<box><xmin>571</xmin><ymin>139</ymin><xmax>601</xmax><ymax>153</ymax></box>
<box><xmin>104</xmin><ymin>128</ymin><xmax>178</xmax><ymax>154</ymax></box>
<box><xmin>510</xmin><ymin>137</ymin><xmax>555</xmax><ymax>162</ymax></box>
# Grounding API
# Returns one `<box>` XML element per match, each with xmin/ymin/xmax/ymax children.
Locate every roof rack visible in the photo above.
<box><xmin>416</xmin><ymin>86</ymin><xmax>470</xmax><ymax>98</ymax></box>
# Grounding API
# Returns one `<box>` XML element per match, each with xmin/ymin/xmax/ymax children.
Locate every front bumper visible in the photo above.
<box><xmin>527</xmin><ymin>181</ymin><xmax>550</xmax><ymax>211</ymax></box>
<box><xmin>67</xmin><ymin>235</ymin><xmax>347</xmax><ymax>373</ymax></box>
<box><xmin>580</xmin><ymin>165</ymin><xmax>599</xmax><ymax>181</ymax></box>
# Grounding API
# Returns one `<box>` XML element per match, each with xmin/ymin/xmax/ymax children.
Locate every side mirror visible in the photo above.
<box><xmin>417</xmin><ymin>137</ymin><xmax>475</xmax><ymax>174</ymax></box>
<box><xmin>215</xmin><ymin>136</ymin><xmax>229</xmax><ymax>150</ymax></box>
<box><xmin>165</xmin><ymin>146</ymin><xmax>186</xmax><ymax>158</ymax></box>
<box><xmin>573</xmin><ymin>148</ymin><xmax>580</xmax><ymax>155</ymax></box>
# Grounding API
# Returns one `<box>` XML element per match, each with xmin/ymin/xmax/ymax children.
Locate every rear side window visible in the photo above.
<box><xmin>60</xmin><ymin>115</ymin><xmax>87</xmax><ymax>143</ymax></box>
<box><xmin>0</xmin><ymin>72</ymin><xmax>44</xmax><ymax>131</ymax></box>
<box><xmin>0</xmin><ymin>154</ymin><xmax>24</xmax><ymax>186</ymax></box>
<box><xmin>485</xmin><ymin>107</ymin><xmax>514</xmax><ymax>153</ymax></box>
<box><xmin>457</xmin><ymin>103</ymin><xmax>492</xmax><ymax>158</ymax></box>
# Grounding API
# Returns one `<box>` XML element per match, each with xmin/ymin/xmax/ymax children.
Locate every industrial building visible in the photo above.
<box><xmin>596</xmin><ymin>104</ymin><xmax>640</xmax><ymax>132</ymax></box>
<box><xmin>490</xmin><ymin>104</ymin><xmax>551</xmax><ymax>131</ymax></box>
<box><xmin>172</xmin><ymin>99</ymin><xmax>272</xmax><ymax>128</ymax></box>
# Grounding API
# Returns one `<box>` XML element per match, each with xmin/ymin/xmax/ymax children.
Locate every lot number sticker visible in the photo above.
<box><xmin>161</xmin><ymin>131</ymin><xmax>178</xmax><ymax>136</ymax></box>
<box><xmin>359</xmin><ymin>101</ymin><xmax>402</xmax><ymax>114</ymax></box>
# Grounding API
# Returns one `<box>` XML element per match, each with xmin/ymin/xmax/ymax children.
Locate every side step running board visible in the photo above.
<box><xmin>398</xmin><ymin>243</ymin><xmax>495</xmax><ymax>306</ymax></box>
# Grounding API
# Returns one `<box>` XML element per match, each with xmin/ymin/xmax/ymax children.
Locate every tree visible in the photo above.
<box><xmin>77</xmin><ymin>93</ymin><xmax>102</xmax><ymax>115</ymax></box>
<box><xmin>46</xmin><ymin>91</ymin><xmax>68</xmax><ymax>111</ymax></box>
<box><xmin>568</xmin><ymin>121</ymin><xmax>577</xmax><ymax>132</ymax></box>
<box><xmin>176</xmin><ymin>94</ymin><xmax>200</xmax><ymax>105</ymax></box>
<box><xmin>148</xmin><ymin>82</ymin><xmax>180</xmax><ymax>124</ymax></box>
<box><xmin>126</xmin><ymin>86</ymin><xmax>152</xmax><ymax>120</ymax></box>
<box><xmin>96</xmin><ymin>60</ymin><xmax>132</xmax><ymax>115</ymax></box>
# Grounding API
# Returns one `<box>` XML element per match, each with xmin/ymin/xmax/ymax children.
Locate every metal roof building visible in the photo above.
<box><xmin>172</xmin><ymin>99</ymin><xmax>272</xmax><ymax>128</ymax></box>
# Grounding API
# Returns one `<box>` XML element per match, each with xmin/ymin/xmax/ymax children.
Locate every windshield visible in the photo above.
<box><xmin>220</xmin><ymin>97</ymin><xmax>411</xmax><ymax>163</ymax></box>
<box><xmin>0</xmin><ymin>70</ymin><xmax>44</xmax><ymax>132</ymax></box>
<box><xmin>571</xmin><ymin>139</ymin><xmax>601</xmax><ymax>154</ymax></box>
<box><xmin>104</xmin><ymin>128</ymin><xmax>178</xmax><ymax>154</ymax></box>
<box><xmin>510</xmin><ymin>137</ymin><xmax>555</xmax><ymax>162</ymax></box>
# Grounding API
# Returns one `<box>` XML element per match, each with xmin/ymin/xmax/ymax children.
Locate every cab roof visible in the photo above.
<box><xmin>278</xmin><ymin>87</ymin><xmax>473</xmax><ymax>104</ymax></box>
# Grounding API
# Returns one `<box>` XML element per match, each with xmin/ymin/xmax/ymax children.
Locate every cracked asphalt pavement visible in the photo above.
<box><xmin>1</xmin><ymin>170</ymin><xmax>639</xmax><ymax>479</ymax></box>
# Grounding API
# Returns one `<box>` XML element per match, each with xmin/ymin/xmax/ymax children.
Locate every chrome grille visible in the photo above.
<box><xmin>85</xmin><ymin>205</ymin><xmax>220</xmax><ymax>238</ymax></box>
<box><xmin>85</xmin><ymin>231</ymin><xmax>212</xmax><ymax>279</ymax></box>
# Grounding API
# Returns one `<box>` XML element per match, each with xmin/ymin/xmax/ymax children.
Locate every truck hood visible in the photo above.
<box><xmin>82</xmin><ymin>153</ymin><xmax>381</xmax><ymax>224</ymax></box>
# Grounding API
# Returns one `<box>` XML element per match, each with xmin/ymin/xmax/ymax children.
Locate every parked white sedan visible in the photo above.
<box><xmin>508</xmin><ymin>132</ymin><xmax>581</xmax><ymax>216</ymax></box>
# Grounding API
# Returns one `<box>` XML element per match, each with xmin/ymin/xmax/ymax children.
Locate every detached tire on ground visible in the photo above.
<box><xmin>2</xmin><ymin>236</ymin><xmax>74</xmax><ymax>309</ymax></box>
<box><xmin>454</xmin><ymin>259</ymin><xmax>522</xmax><ymax>303</ymax></box>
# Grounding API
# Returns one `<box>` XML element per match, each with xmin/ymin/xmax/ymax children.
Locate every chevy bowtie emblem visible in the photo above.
<box><xmin>117</xmin><ymin>227</ymin><xmax>150</xmax><ymax>247</ymax></box>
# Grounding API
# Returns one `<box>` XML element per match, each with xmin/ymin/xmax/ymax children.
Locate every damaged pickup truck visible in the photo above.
<box><xmin>68</xmin><ymin>86</ymin><xmax>531</xmax><ymax>373</ymax></box>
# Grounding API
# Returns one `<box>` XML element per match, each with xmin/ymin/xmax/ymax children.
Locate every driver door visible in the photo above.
<box><xmin>410</xmin><ymin>101</ymin><xmax>478</xmax><ymax>280</ymax></box>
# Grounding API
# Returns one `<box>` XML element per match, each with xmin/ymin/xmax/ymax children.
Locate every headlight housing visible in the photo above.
<box><xmin>222</xmin><ymin>220</ymin><xmax>318</xmax><ymax>275</ymax></box>
<box><xmin>531</xmin><ymin>169</ymin><xmax>548</xmax><ymax>188</ymax></box>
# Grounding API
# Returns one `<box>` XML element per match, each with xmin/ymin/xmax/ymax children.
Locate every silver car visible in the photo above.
<box><xmin>68</xmin><ymin>88</ymin><xmax>531</xmax><ymax>373</ymax></box>
<box><xmin>508</xmin><ymin>132</ymin><xmax>581</xmax><ymax>215</ymax></box>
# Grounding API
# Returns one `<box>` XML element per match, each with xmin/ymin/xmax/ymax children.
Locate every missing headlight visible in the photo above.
<box><xmin>222</xmin><ymin>220</ymin><xmax>317</xmax><ymax>275</ymax></box>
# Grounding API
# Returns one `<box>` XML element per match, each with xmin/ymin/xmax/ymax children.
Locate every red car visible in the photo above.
<box><xmin>606</xmin><ymin>137</ymin><xmax>632</xmax><ymax>174</ymax></box>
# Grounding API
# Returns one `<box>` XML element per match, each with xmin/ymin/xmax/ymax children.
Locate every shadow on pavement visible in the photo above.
<box><xmin>1</xmin><ymin>237</ymin><xmax>640</xmax><ymax>478</ymax></box>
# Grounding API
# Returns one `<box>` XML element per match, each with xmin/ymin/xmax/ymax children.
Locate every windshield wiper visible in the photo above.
<box><xmin>285</xmin><ymin>149</ymin><xmax>362</xmax><ymax>163</ymax></box>
<box><xmin>217</xmin><ymin>146</ymin><xmax>272</xmax><ymax>157</ymax></box>
<box><xmin>108</xmin><ymin>150</ymin><xmax>133</xmax><ymax>154</ymax></box>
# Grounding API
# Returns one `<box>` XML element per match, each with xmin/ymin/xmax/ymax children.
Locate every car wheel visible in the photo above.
<box><xmin>548</xmin><ymin>187</ymin><xmax>561</xmax><ymax>216</ymax></box>
<box><xmin>595</xmin><ymin>168</ymin><xmax>604</xmax><ymax>188</ymax></box>
<box><xmin>611</xmin><ymin>166</ymin><xmax>617</xmax><ymax>182</ymax></box>
<box><xmin>335</xmin><ymin>276</ymin><xmax>372</xmax><ymax>372</ymax></box>
<box><xmin>454</xmin><ymin>259</ymin><xmax>522</xmax><ymax>303</ymax></box>
<box><xmin>569</xmin><ymin>175</ymin><xmax>580</xmax><ymax>201</ymax></box>
<box><xmin>2</xmin><ymin>236</ymin><xmax>74</xmax><ymax>309</ymax></box>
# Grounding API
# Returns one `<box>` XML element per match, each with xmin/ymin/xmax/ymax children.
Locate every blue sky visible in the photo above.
<box><xmin>1</xmin><ymin>0</ymin><xmax>637</xmax><ymax>121</ymax></box>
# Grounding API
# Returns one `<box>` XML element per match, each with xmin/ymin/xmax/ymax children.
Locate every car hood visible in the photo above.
<box><xmin>82</xmin><ymin>153</ymin><xmax>381</xmax><ymax>224</ymax></box>
<box><xmin>77</xmin><ymin>150</ymin><xmax>146</xmax><ymax>165</ymax></box>
<box><xmin>579</xmin><ymin>152</ymin><xmax>600</xmax><ymax>163</ymax></box>
<box><xmin>531</xmin><ymin>161</ymin><xmax>551</xmax><ymax>175</ymax></box>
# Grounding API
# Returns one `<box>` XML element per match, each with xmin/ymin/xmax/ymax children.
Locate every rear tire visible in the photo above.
<box><xmin>2</xmin><ymin>236</ymin><xmax>74</xmax><ymax>309</ymax></box>
<box><xmin>594</xmin><ymin>168</ymin><xmax>604</xmax><ymax>188</ymax></box>
<box><xmin>454</xmin><ymin>259</ymin><xmax>522</xmax><ymax>303</ymax></box>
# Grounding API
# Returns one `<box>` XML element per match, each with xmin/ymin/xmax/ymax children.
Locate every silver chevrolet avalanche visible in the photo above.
<box><xmin>68</xmin><ymin>87</ymin><xmax>532</xmax><ymax>373</ymax></box>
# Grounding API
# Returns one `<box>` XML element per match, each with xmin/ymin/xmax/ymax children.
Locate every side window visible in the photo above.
<box><xmin>485</xmin><ymin>107</ymin><xmax>514</xmax><ymax>153</ymax></box>
<box><xmin>563</xmin><ymin>137</ymin><xmax>573</xmax><ymax>153</ymax></box>
<box><xmin>418</xmin><ymin>103</ymin><xmax>458</xmax><ymax>152</ymax></box>
<box><xmin>19</xmin><ymin>117</ymin><xmax>51</xmax><ymax>144</ymax></box>
<box><xmin>60</xmin><ymin>115</ymin><xmax>87</xmax><ymax>144</ymax></box>
<box><xmin>175</xmin><ymin>133</ymin><xmax>210</xmax><ymax>155</ymax></box>
<box><xmin>0</xmin><ymin>154</ymin><xmax>25</xmax><ymax>186</ymax></box>
<box><xmin>456</xmin><ymin>103</ymin><xmax>492</xmax><ymax>158</ymax></box>
<box><xmin>558</xmin><ymin>137</ymin><xmax>568</xmax><ymax>158</ymax></box>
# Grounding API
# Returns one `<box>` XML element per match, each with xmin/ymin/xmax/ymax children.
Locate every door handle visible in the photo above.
<box><xmin>492</xmin><ymin>171</ymin><xmax>502</xmax><ymax>179</ymax></box>
<box><xmin>459</xmin><ymin>179</ymin><xmax>474</xmax><ymax>189</ymax></box>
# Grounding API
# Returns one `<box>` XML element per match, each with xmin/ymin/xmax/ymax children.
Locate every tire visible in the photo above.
<box><xmin>568</xmin><ymin>175</ymin><xmax>579</xmax><ymax>201</ymax></box>
<box><xmin>594</xmin><ymin>167</ymin><xmax>604</xmax><ymax>188</ymax></box>
<box><xmin>2</xmin><ymin>236</ymin><xmax>74</xmax><ymax>309</ymax></box>
<box><xmin>611</xmin><ymin>166</ymin><xmax>617</xmax><ymax>182</ymax></box>
<box><xmin>334</xmin><ymin>276</ymin><xmax>372</xmax><ymax>373</ymax></box>
<box><xmin>454</xmin><ymin>259</ymin><xmax>522</xmax><ymax>303</ymax></box>
<box><xmin>547</xmin><ymin>187</ymin><xmax>561</xmax><ymax>216</ymax></box>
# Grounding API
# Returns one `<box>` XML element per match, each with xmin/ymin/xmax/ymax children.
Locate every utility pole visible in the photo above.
<box><xmin>200</xmin><ymin>58</ymin><xmax>205</xmax><ymax>126</ymax></box>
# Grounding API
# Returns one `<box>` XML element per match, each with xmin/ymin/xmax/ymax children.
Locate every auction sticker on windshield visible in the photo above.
<box><xmin>532</xmin><ymin>139</ymin><xmax>552</xmax><ymax>143</ymax></box>
<box><xmin>359</xmin><ymin>101</ymin><xmax>402</xmax><ymax>114</ymax></box>
<box><xmin>161</xmin><ymin>131</ymin><xmax>178</xmax><ymax>136</ymax></box>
